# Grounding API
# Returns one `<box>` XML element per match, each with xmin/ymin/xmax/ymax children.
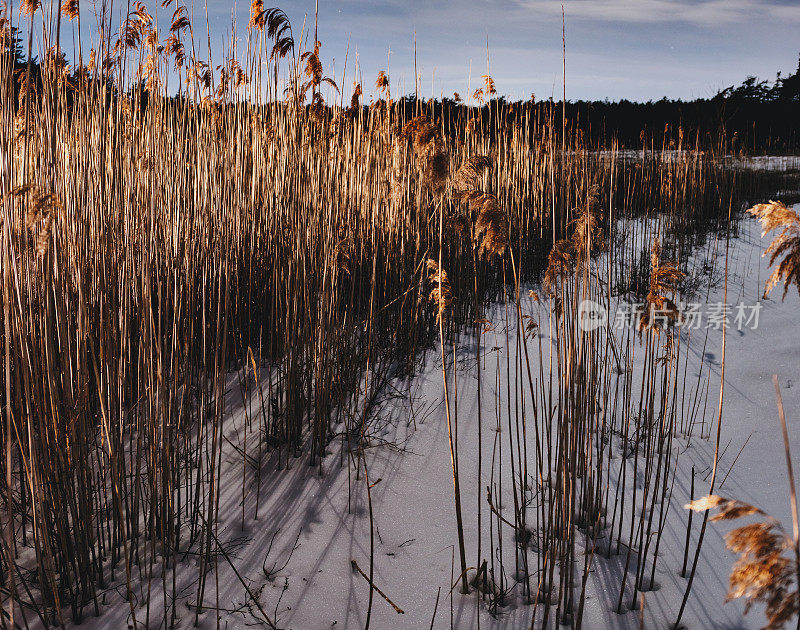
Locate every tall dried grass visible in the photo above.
<box><xmin>0</xmin><ymin>1</ymin><xmax>786</xmax><ymax>626</ymax></box>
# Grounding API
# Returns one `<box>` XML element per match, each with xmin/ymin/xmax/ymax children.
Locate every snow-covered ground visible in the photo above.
<box><xmin>592</xmin><ymin>150</ymin><xmax>800</xmax><ymax>173</ymax></box>
<box><xmin>729</xmin><ymin>154</ymin><xmax>800</xmax><ymax>172</ymax></box>
<box><xmin>69</xmin><ymin>210</ymin><xmax>799</xmax><ymax>630</ymax></box>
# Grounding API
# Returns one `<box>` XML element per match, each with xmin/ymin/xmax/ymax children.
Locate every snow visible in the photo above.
<box><xmin>55</xmin><ymin>208</ymin><xmax>800</xmax><ymax>630</ymax></box>
<box><xmin>591</xmin><ymin>150</ymin><xmax>800</xmax><ymax>174</ymax></box>
<box><xmin>727</xmin><ymin>155</ymin><xmax>800</xmax><ymax>172</ymax></box>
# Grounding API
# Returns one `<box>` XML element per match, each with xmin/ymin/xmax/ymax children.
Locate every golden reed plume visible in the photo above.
<box><xmin>451</xmin><ymin>155</ymin><xmax>492</xmax><ymax>195</ymax></box>
<box><xmin>571</xmin><ymin>189</ymin><xmax>602</xmax><ymax>264</ymax></box>
<box><xmin>481</xmin><ymin>74</ymin><xmax>496</xmax><ymax>96</ymax></box>
<box><xmin>21</xmin><ymin>0</ymin><xmax>40</xmax><ymax>16</ymax></box>
<box><xmin>401</xmin><ymin>115</ymin><xmax>449</xmax><ymax>194</ymax></box>
<box><xmin>350</xmin><ymin>83</ymin><xmax>362</xmax><ymax>110</ymax></box>
<box><xmin>473</xmin><ymin>195</ymin><xmax>509</xmax><ymax>259</ymax></box>
<box><xmin>687</xmin><ymin>495</ymin><xmax>799</xmax><ymax>628</ymax></box>
<box><xmin>448</xmin><ymin>153</ymin><xmax>509</xmax><ymax>259</ymax></box>
<box><xmin>638</xmin><ymin>238</ymin><xmax>683</xmax><ymax>333</ymax></box>
<box><xmin>543</xmin><ymin>239</ymin><xmax>574</xmax><ymax>296</ymax></box>
<box><xmin>9</xmin><ymin>184</ymin><xmax>62</xmax><ymax>258</ymax></box>
<box><xmin>748</xmin><ymin>200</ymin><xmax>800</xmax><ymax>299</ymax></box>
<box><xmin>170</xmin><ymin>6</ymin><xmax>190</xmax><ymax>33</ymax></box>
<box><xmin>375</xmin><ymin>71</ymin><xmax>389</xmax><ymax>95</ymax></box>
<box><xmin>426</xmin><ymin>259</ymin><xmax>452</xmax><ymax>323</ymax></box>
<box><xmin>453</xmin><ymin>192</ymin><xmax>508</xmax><ymax>259</ymax></box>
<box><xmin>542</xmin><ymin>189</ymin><xmax>604</xmax><ymax>295</ymax></box>
<box><xmin>249</xmin><ymin>0</ymin><xmax>265</xmax><ymax>30</ymax></box>
<box><xmin>61</xmin><ymin>0</ymin><xmax>79</xmax><ymax>20</ymax></box>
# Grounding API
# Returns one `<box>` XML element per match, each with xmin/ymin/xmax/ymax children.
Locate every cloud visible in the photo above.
<box><xmin>522</xmin><ymin>0</ymin><xmax>800</xmax><ymax>25</ymax></box>
<box><xmin>195</xmin><ymin>0</ymin><xmax>799</xmax><ymax>101</ymax></box>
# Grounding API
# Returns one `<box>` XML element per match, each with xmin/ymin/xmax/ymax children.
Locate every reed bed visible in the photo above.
<box><xmin>0</xmin><ymin>2</ymin><xmax>793</xmax><ymax>627</ymax></box>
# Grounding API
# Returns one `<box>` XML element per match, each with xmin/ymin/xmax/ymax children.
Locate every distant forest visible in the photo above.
<box><xmin>562</xmin><ymin>56</ymin><xmax>800</xmax><ymax>153</ymax></box>
<box><xmin>427</xmin><ymin>55</ymin><xmax>800</xmax><ymax>154</ymax></box>
<box><xmin>4</xmin><ymin>22</ymin><xmax>799</xmax><ymax>154</ymax></box>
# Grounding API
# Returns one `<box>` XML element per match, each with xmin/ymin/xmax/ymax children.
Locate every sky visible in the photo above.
<box><xmin>199</xmin><ymin>0</ymin><xmax>800</xmax><ymax>102</ymax></box>
<box><xmin>34</xmin><ymin>0</ymin><xmax>800</xmax><ymax>102</ymax></box>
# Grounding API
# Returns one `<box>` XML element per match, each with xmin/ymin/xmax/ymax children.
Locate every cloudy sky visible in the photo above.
<box><xmin>214</xmin><ymin>0</ymin><xmax>800</xmax><ymax>102</ymax></box>
<box><xmin>59</xmin><ymin>0</ymin><xmax>800</xmax><ymax>102</ymax></box>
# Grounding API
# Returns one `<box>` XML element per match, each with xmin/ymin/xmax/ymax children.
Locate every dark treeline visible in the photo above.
<box><xmin>564</xmin><ymin>60</ymin><xmax>800</xmax><ymax>153</ymax></box>
<box><xmin>413</xmin><ymin>54</ymin><xmax>800</xmax><ymax>154</ymax></box>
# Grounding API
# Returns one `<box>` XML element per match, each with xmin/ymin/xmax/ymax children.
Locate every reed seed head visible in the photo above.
<box><xmin>401</xmin><ymin>116</ymin><xmax>449</xmax><ymax>194</ymax></box>
<box><xmin>426</xmin><ymin>259</ymin><xmax>452</xmax><ymax>322</ymax></box>
<box><xmin>249</xmin><ymin>0</ymin><xmax>266</xmax><ymax>30</ymax></box>
<box><xmin>471</xmin><ymin>193</ymin><xmax>509</xmax><ymax>259</ymax></box>
<box><xmin>687</xmin><ymin>495</ymin><xmax>799</xmax><ymax>628</ymax></box>
<box><xmin>21</xmin><ymin>0</ymin><xmax>40</xmax><ymax>16</ymax></box>
<box><xmin>544</xmin><ymin>239</ymin><xmax>575</xmax><ymax>296</ymax></box>
<box><xmin>452</xmin><ymin>155</ymin><xmax>492</xmax><ymax>195</ymax></box>
<box><xmin>748</xmin><ymin>200</ymin><xmax>800</xmax><ymax>299</ymax></box>
<box><xmin>638</xmin><ymin>238</ymin><xmax>683</xmax><ymax>334</ymax></box>
<box><xmin>61</xmin><ymin>0</ymin><xmax>79</xmax><ymax>20</ymax></box>
<box><xmin>481</xmin><ymin>74</ymin><xmax>496</xmax><ymax>96</ymax></box>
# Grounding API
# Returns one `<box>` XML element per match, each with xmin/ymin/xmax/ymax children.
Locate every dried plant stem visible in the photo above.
<box><xmin>773</xmin><ymin>374</ymin><xmax>800</xmax><ymax>630</ymax></box>
<box><xmin>436</xmin><ymin>207</ymin><xmax>469</xmax><ymax>594</ymax></box>
<box><xmin>675</xmin><ymin>206</ymin><xmax>732</xmax><ymax>629</ymax></box>
<box><xmin>351</xmin><ymin>560</ymin><xmax>405</xmax><ymax>615</ymax></box>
